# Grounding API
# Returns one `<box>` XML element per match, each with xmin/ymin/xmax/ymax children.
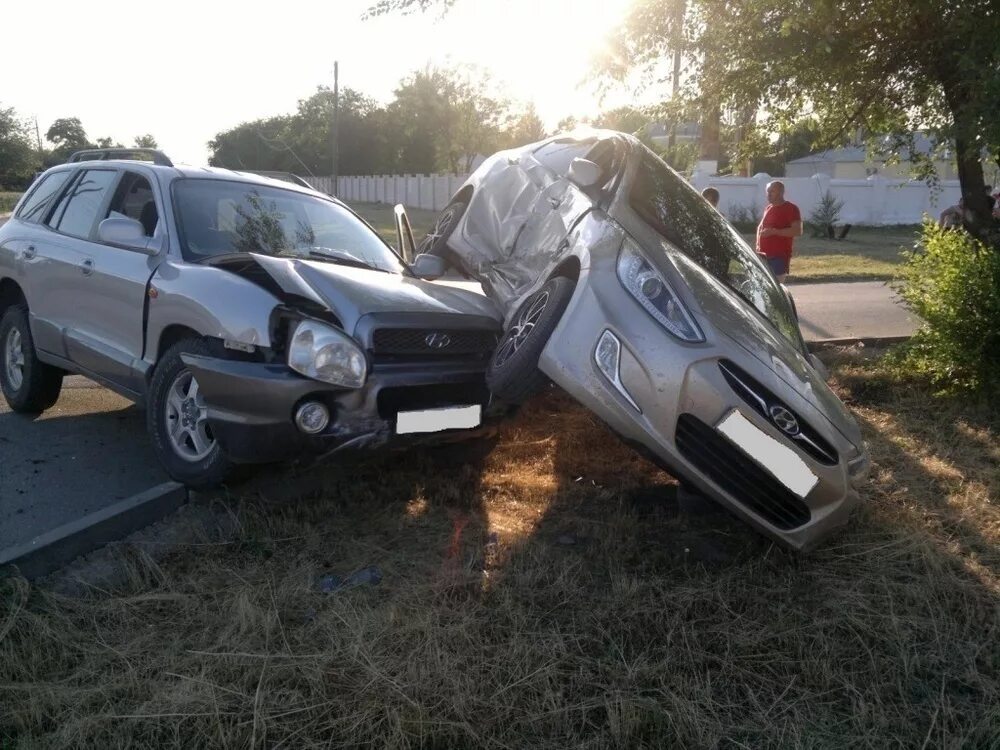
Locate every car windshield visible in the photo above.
<box><xmin>173</xmin><ymin>179</ymin><xmax>405</xmax><ymax>273</ymax></box>
<box><xmin>629</xmin><ymin>149</ymin><xmax>801</xmax><ymax>347</ymax></box>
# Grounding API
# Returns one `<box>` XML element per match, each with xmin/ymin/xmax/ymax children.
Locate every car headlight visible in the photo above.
<box><xmin>287</xmin><ymin>320</ymin><xmax>367</xmax><ymax>388</ymax></box>
<box><xmin>616</xmin><ymin>238</ymin><xmax>703</xmax><ymax>342</ymax></box>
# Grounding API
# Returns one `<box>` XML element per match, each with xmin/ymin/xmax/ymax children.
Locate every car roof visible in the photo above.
<box><xmin>43</xmin><ymin>161</ymin><xmax>339</xmax><ymax>199</ymax></box>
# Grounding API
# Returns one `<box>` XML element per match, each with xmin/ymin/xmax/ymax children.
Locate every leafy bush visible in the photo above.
<box><xmin>808</xmin><ymin>191</ymin><xmax>845</xmax><ymax>237</ymax></box>
<box><xmin>0</xmin><ymin>193</ymin><xmax>22</xmax><ymax>213</ymax></box>
<box><xmin>888</xmin><ymin>221</ymin><xmax>1000</xmax><ymax>393</ymax></box>
<box><xmin>728</xmin><ymin>201</ymin><xmax>761</xmax><ymax>232</ymax></box>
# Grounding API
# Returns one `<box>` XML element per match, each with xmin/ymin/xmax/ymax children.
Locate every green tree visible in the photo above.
<box><xmin>0</xmin><ymin>105</ymin><xmax>40</xmax><ymax>188</ymax></box>
<box><xmin>503</xmin><ymin>104</ymin><xmax>547</xmax><ymax>148</ymax></box>
<box><xmin>46</xmin><ymin>117</ymin><xmax>90</xmax><ymax>152</ymax></box>
<box><xmin>604</xmin><ymin>0</ymin><xmax>1000</xmax><ymax>240</ymax></box>
<box><xmin>134</xmin><ymin>134</ymin><xmax>158</xmax><ymax>148</ymax></box>
<box><xmin>95</xmin><ymin>137</ymin><xmax>125</xmax><ymax>148</ymax></box>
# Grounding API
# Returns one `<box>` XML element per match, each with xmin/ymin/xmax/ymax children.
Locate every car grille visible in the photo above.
<box><xmin>675</xmin><ymin>413</ymin><xmax>812</xmax><ymax>531</ymax></box>
<box><xmin>371</xmin><ymin>328</ymin><xmax>498</xmax><ymax>358</ymax></box>
<box><xmin>718</xmin><ymin>360</ymin><xmax>839</xmax><ymax>466</ymax></box>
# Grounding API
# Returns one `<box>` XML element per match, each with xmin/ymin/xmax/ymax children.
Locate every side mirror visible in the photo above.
<box><xmin>567</xmin><ymin>158</ymin><xmax>603</xmax><ymax>189</ymax></box>
<box><xmin>394</xmin><ymin>203</ymin><xmax>415</xmax><ymax>263</ymax></box>
<box><xmin>98</xmin><ymin>217</ymin><xmax>158</xmax><ymax>254</ymax></box>
<box><xmin>410</xmin><ymin>253</ymin><xmax>447</xmax><ymax>280</ymax></box>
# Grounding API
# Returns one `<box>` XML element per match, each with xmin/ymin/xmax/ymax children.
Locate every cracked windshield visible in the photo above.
<box><xmin>173</xmin><ymin>179</ymin><xmax>404</xmax><ymax>272</ymax></box>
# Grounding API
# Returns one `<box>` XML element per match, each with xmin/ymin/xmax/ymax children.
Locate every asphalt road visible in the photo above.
<box><xmin>0</xmin><ymin>377</ymin><xmax>168</xmax><ymax>550</ymax></box>
<box><xmin>792</xmin><ymin>281</ymin><xmax>918</xmax><ymax>342</ymax></box>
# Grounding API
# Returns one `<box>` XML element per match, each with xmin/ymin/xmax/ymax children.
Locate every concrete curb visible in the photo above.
<box><xmin>0</xmin><ymin>481</ymin><xmax>187</xmax><ymax>580</ymax></box>
<box><xmin>806</xmin><ymin>335</ymin><xmax>910</xmax><ymax>352</ymax></box>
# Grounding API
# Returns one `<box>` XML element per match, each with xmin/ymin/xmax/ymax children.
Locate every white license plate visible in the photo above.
<box><xmin>716</xmin><ymin>410</ymin><xmax>819</xmax><ymax>498</ymax></box>
<box><xmin>396</xmin><ymin>404</ymin><xmax>482</xmax><ymax>435</ymax></box>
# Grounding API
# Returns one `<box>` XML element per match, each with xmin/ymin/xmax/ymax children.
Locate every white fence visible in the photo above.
<box><xmin>308</xmin><ymin>171</ymin><xmax>961</xmax><ymax>225</ymax></box>
<box><xmin>307</xmin><ymin>174</ymin><xmax>470</xmax><ymax>213</ymax></box>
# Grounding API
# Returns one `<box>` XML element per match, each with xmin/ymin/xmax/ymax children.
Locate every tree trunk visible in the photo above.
<box><xmin>943</xmin><ymin>84</ymin><xmax>995</xmax><ymax>246</ymax></box>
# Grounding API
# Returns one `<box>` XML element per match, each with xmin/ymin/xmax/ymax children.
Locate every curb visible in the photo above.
<box><xmin>0</xmin><ymin>482</ymin><xmax>188</xmax><ymax>580</ymax></box>
<box><xmin>806</xmin><ymin>335</ymin><xmax>910</xmax><ymax>352</ymax></box>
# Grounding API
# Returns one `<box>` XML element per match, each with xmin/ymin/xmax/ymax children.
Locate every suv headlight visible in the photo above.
<box><xmin>617</xmin><ymin>238</ymin><xmax>703</xmax><ymax>342</ymax></box>
<box><xmin>288</xmin><ymin>320</ymin><xmax>367</xmax><ymax>388</ymax></box>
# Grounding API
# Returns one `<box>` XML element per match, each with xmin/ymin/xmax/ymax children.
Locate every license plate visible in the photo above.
<box><xmin>396</xmin><ymin>404</ymin><xmax>482</xmax><ymax>435</ymax></box>
<box><xmin>716</xmin><ymin>410</ymin><xmax>819</xmax><ymax>498</ymax></box>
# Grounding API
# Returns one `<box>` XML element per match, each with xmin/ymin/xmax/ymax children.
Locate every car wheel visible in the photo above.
<box><xmin>486</xmin><ymin>276</ymin><xmax>575</xmax><ymax>403</ymax></box>
<box><xmin>147</xmin><ymin>338</ymin><xmax>233</xmax><ymax>488</ymax></box>
<box><xmin>417</xmin><ymin>199</ymin><xmax>468</xmax><ymax>266</ymax></box>
<box><xmin>0</xmin><ymin>304</ymin><xmax>63</xmax><ymax>413</ymax></box>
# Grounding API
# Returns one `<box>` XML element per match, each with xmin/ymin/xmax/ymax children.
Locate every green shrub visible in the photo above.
<box><xmin>889</xmin><ymin>221</ymin><xmax>1000</xmax><ymax>393</ymax></box>
<box><xmin>728</xmin><ymin>201</ymin><xmax>761</xmax><ymax>232</ymax></box>
<box><xmin>0</xmin><ymin>193</ymin><xmax>22</xmax><ymax>213</ymax></box>
<box><xmin>807</xmin><ymin>190</ymin><xmax>845</xmax><ymax>237</ymax></box>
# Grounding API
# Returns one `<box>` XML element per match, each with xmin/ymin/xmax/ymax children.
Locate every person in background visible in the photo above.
<box><xmin>939</xmin><ymin>198</ymin><xmax>964</xmax><ymax>229</ymax></box>
<box><xmin>755</xmin><ymin>180</ymin><xmax>802</xmax><ymax>283</ymax></box>
<box><xmin>701</xmin><ymin>187</ymin><xmax>720</xmax><ymax>209</ymax></box>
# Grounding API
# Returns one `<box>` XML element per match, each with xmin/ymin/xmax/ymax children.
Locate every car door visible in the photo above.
<box><xmin>0</xmin><ymin>169</ymin><xmax>76</xmax><ymax>356</ymax></box>
<box><xmin>41</xmin><ymin>167</ymin><xmax>162</xmax><ymax>393</ymax></box>
<box><xmin>486</xmin><ymin>139</ymin><xmax>603</xmax><ymax>299</ymax></box>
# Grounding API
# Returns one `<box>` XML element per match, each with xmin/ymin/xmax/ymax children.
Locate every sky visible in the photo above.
<box><xmin>2</xmin><ymin>0</ymin><xmax>646</xmax><ymax>166</ymax></box>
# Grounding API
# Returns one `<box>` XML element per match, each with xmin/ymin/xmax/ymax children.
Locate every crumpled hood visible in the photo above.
<box><xmin>668</xmin><ymin>252</ymin><xmax>864</xmax><ymax>450</ymax></box>
<box><xmin>248</xmin><ymin>254</ymin><xmax>502</xmax><ymax>331</ymax></box>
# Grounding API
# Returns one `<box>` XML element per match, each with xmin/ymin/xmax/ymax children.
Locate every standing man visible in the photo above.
<box><xmin>756</xmin><ymin>180</ymin><xmax>802</xmax><ymax>282</ymax></box>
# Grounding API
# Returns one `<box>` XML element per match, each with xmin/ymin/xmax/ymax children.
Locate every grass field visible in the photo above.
<box><xmin>2</xmin><ymin>349</ymin><xmax>998</xmax><ymax>748</ymax></box>
<box><xmin>0</xmin><ymin>192</ymin><xmax>22</xmax><ymax>214</ymax></box>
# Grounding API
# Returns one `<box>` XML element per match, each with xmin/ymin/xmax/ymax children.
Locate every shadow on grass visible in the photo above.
<box><xmin>2</xmin><ymin>358</ymin><xmax>999</xmax><ymax>748</ymax></box>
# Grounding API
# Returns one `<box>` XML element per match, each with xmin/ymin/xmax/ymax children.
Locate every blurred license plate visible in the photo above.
<box><xmin>396</xmin><ymin>405</ymin><xmax>481</xmax><ymax>434</ymax></box>
<box><xmin>716</xmin><ymin>410</ymin><xmax>818</xmax><ymax>498</ymax></box>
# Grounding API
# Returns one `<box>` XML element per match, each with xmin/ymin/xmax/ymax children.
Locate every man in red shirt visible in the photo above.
<box><xmin>756</xmin><ymin>181</ymin><xmax>802</xmax><ymax>282</ymax></box>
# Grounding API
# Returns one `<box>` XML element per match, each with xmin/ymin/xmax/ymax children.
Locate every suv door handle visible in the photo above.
<box><xmin>81</xmin><ymin>259</ymin><xmax>95</xmax><ymax>276</ymax></box>
<box><xmin>22</xmin><ymin>245</ymin><xmax>35</xmax><ymax>260</ymax></box>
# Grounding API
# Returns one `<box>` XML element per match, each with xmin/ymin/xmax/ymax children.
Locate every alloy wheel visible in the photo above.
<box><xmin>492</xmin><ymin>290</ymin><xmax>550</xmax><ymax>369</ymax></box>
<box><xmin>164</xmin><ymin>370</ymin><xmax>216</xmax><ymax>461</ymax></box>
<box><xmin>4</xmin><ymin>327</ymin><xmax>25</xmax><ymax>391</ymax></box>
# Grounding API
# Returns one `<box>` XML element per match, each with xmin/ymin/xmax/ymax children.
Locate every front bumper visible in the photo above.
<box><xmin>537</xmin><ymin>265</ymin><xmax>868</xmax><ymax>552</ymax></box>
<box><xmin>181</xmin><ymin>354</ymin><xmax>503</xmax><ymax>464</ymax></box>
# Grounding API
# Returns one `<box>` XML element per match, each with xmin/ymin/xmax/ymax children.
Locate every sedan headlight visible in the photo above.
<box><xmin>616</xmin><ymin>238</ymin><xmax>703</xmax><ymax>342</ymax></box>
<box><xmin>288</xmin><ymin>320</ymin><xmax>367</xmax><ymax>388</ymax></box>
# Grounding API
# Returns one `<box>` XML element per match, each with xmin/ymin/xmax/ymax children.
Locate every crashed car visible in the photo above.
<box><xmin>0</xmin><ymin>154</ymin><xmax>502</xmax><ymax>487</ymax></box>
<box><xmin>414</xmin><ymin>130</ymin><xmax>870</xmax><ymax>550</ymax></box>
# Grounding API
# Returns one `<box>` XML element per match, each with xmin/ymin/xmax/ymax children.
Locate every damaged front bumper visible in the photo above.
<box><xmin>180</xmin><ymin>354</ymin><xmax>504</xmax><ymax>464</ymax></box>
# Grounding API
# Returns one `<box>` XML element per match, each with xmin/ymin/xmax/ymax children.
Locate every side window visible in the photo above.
<box><xmin>15</xmin><ymin>171</ymin><xmax>73</xmax><ymax>224</ymax></box>
<box><xmin>532</xmin><ymin>140</ymin><xmax>595</xmax><ymax>177</ymax></box>
<box><xmin>48</xmin><ymin>170</ymin><xmax>118</xmax><ymax>239</ymax></box>
<box><xmin>105</xmin><ymin>172</ymin><xmax>159</xmax><ymax>237</ymax></box>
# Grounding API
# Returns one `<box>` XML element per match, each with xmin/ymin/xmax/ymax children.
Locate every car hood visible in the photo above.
<box><xmin>247</xmin><ymin>254</ymin><xmax>502</xmax><ymax>330</ymax></box>
<box><xmin>667</xmin><ymin>252</ymin><xmax>864</xmax><ymax>449</ymax></box>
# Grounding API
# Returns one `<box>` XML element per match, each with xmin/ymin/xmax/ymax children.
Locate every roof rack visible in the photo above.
<box><xmin>66</xmin><ymin>148</ymin><xmax>174</xmax><ymax>167</ymax></box>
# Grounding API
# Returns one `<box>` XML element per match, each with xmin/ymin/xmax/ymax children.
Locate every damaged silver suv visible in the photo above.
<box><xmin>415</xmin><ymin>130</ymin><xmax>870</xmax><ymax>550</ymax></box>
<box><xmin>0</xmin><ymin>155</ymin><xmax>502</xmax><ymax>486</ymax></box>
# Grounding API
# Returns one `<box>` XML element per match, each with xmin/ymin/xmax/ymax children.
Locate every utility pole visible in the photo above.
<box><xmin>34</xmin><ymin>116</ymin><xmax>42</xmax><ymax>156</ymax></box>
<box><xmin>331</xmin><ymin>60</ymin><xmax>339</xmax><ymax>197</ymax></box>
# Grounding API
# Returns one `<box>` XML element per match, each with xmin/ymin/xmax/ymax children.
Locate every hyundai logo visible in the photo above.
<box><xmin>424</xmin><ymin>332</ymin><xmax>452</xmax><ymax>349</ymax></box>
<box><xmin>769</xmin><ymin>405</ymin><xmax>800</xmax><ymax>436</ymax></box>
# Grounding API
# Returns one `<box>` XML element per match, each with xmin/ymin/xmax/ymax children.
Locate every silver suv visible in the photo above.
<box><xmin>0</xmin><ymin>156</ymin><xmax>502</xmax><ymax>487</ymax></box>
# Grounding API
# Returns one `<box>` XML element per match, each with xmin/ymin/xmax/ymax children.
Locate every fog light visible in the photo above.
<box><xmin>594</xmin><ymin>330</ymin><xmax>641</xmax><ymax>413</ymax></box>
<box><xmin>295</xmin><ymin>401</ymin><xmax>330</xmax><ymax>434</ymax></box>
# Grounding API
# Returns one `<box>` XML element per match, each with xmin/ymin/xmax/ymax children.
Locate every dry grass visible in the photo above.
<box><xmin>0</xmin><ymin>193</ymin><xmax>22</xmax><ymax>214</ymax></box>
<box><xmin>2</xmin><ymin>354</ymin><xmax>1000</xmax><ymax>748</ymax></box>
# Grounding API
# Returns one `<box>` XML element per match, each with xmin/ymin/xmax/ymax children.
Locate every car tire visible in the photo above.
<box><xmin>486</xmin><ymin>276</ymin><xmax>575</xmax><ymax>403</ymax></box>
<box><xmin>0</xmin><ymin>304</ymin><xmax>63</xmax><ymax>414</ymax></box>
<box><xmin>147</xmin><ymin>338</ymin><xmax>234</xmax><ymax>489</ymax></box>
<box><xmin>417</xmin><ymin>199</ymin><xmax>468</xmax><ymax>269</ymax></box>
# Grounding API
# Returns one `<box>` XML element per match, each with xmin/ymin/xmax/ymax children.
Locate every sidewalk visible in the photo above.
<box><xmin>792</xmin><ymin>281</ymin><xmax>918</xmax><ymax>344</ymax></box>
